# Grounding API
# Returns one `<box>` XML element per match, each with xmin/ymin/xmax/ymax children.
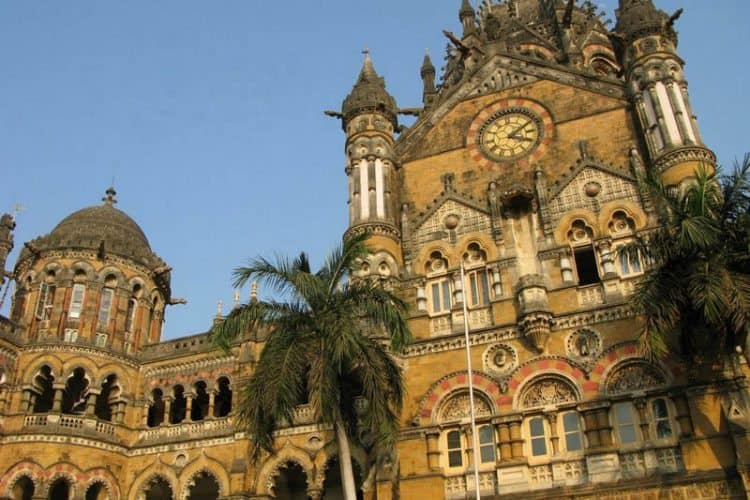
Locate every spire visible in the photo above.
<box><xmin>341</xmin><ymin>50</ymin><xmax>398</xmax><ymax>128</ymax></box>
<box><xmin>421</xmin><ymin>50</ymin><xmax>437</xmax><ymax>106</ymax></box>
<box><xmin>615</xmin><ymin>0</ymin><xmax>672</xmax><ymax>43</ymax></box>
<box><xmin>102</xmin><ymin>187</ymin><xmax>117</xmax><ymax>207</ymax></box>
<box><xmin>0</xmin><ymin>213</ymin><xmax>15</xmax><ymax>286</ymax></box>
<box><xmin>460</xmin><ymin>0</ymin><xmax>477</xmax><ymax>37</ymax></box>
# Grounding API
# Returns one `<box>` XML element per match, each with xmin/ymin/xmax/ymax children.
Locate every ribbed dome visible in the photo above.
<box><xmin>20</xmin><ymin>188</ymin><xmax>162</xmax><ymax>268</ymax></box>
<box><xmin>342</xmin><ymin>52</ymin><xmax>398</xmax><ymax>127</ymax></box>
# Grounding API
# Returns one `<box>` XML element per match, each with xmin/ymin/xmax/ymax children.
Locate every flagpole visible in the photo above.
<box><xmin>460</xmin><ymin>262</ymin><xmax>482</xmax><ymax>500</ymax></box>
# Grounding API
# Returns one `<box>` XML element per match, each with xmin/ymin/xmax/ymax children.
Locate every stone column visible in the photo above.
<box><xmin>86</xmin><ymin>390</ymin><xmax>100</xmax><ymax>416</ymax></box>
<box><xmin>21</xmin><ymin>390</ymin><xmax>32</xmax><ymax>414</ymax></box>
<box><xmin>143</xmin><ymin>403</ymin><xmax>151</xmax><ymax>427</ymax></box>
<box><xmin>665</xmin><ymin>79</ymin><xmax>691</xmax><ymax>144</ymax></box>
<box><xmin>509</xmin><ymin>420</ymin><xmax>524</xmax><ymax>459</ymax></box>
<box><xmin>673</xmin><ymin>394</ymin><xmax>694</xmax><ymax>437</ymax></box>
<box><xmin>425</xmin><ymin>430</ymin><xmax>441</xmax><ymax>471</ymax></box>
<box><xmin>546</xmin><ymin>412</ymin><xmax>560</xmax><ymax>455</ymax></box>
<box><xmin>185</xmin><ymin>393</ymin><xmax>195</xmax><ymax>422</ymax></box>
<box><xmin>595</xmin><ymin>407</ymin><xmax>613</xmax><ymax>446</ymax></box>
<box><xmin>163</xmin><ymin>398</ymin><xmax>172</xmax><ymax>425</ymax></box>
<box><xmin>581</xmin><ymin>409</ymin><xmax>600</xmax><ymax>448</ymax></box>
<box><xmin>208</xmin><ymin>391</ymin><xmax>216</xmax><ymax>418</ymax></box>
<box><xmin>115</xmin><ymin>401</ymin><xmax>126</xmax><ymax>424</ymax></box>
<box><xmin>52</xmin><ymin>385</ymin><xmax>65</xmax><ymax>413</ymax></box>
<box><xmin>634</xmin><ymin>398</ymin><xmax>650</xmax><ymax>441</ymax></box>
<box><xmin>463</xmin><ymin>425</ymin><xmax>475</xmax><ymax>468</ymax></box>
<box><xmin>495</xmin><ymin>421</ymin><xmax>512</xmax><ymax>462</ymax></box>
<box><xmin>647</xmin><ymin>83</ymin><xmax>673</xmax><ymax>148</ymax></box>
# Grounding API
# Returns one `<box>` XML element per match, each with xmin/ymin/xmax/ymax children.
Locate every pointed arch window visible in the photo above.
<box><xmin>97</xmin><ymin>288</ymin><xmax>114</xmax><ymax>327</ymax></box>
<box><xmin>125</xmin><ymin>298</ymin><xmax>137</xmax><ymax>333</ymax></box>
<box><xmin>69</xmin><ymin>284</ymin><xmax>86</xmax><ymax>319</ymax></box>
<box><xmin>35</xmin><ymin>282</ymin><xmax>55</xmax><ymax>321</ymax></box>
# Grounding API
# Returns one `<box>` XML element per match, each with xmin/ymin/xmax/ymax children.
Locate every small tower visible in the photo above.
<box><xmin>0</xmin><ymin>213</ymin><xmax>15</xmax><ymax>286</ymax></box>
<box><xmin>341</xmin><ymin>51</ymin><xmax>400</xmax><ymax>242</ymax></box>
<box><xmin>459</xmin><ymin>0</ymin><xmax>477</xmax><ymax>38</ymax></box>
<box><xmin>420</xmin><ymin>50</ymin><xmax>437</xmax><ymax>107</ymax></box>
<box><xmin>615</xmin><ymin>0</ymin><xmax>715</xmax><ymax>185</ymax></box>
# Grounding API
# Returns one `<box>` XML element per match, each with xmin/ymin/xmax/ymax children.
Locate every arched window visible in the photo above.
<box><xmin>191</xmin><ymin>381</ymin><xmax>210</xmax><ymax>422</ymax></box>
<box><xmin>35</xmin><ymin>272</ymin><xmax>56</xmax><ymax>321</ymax></box>
<box><xmin>48</xmin><ymin>478</ymin><xmax>70</xmax><ymax>500</ymax></box>
<box><xmin>214</xmin><ymin>377</ymin><xmax>232</xmax><ymax>418</ymax></box>
<box><xmin>62</xmin><ymin>368</ymin><xmax>89</xmax><ymax>415</ymax></box>
<box><xmin>613</xmin><ymin>402</ymin><xmax>639</xmax><ymax>444</ymax></box>
<box><xmin>463</xmin><ymin>243</ymin><xmax>490</xmax><ymax>308</ymax></box>
<box><xmin>11</xmin><ymin>475</ymin><xmax>35</xmax><ymax>500</ymax></box>
<box><xmin>68</xmin><ymin>284</ymin><xmax>86</xmax><ymax>319</ymax></box>
<box><xmin>438</xmin><ymin>391</ymin><xmax>494</xmax><ymax>469</ymax></box>
<box><xmin>186</xmin><ymin>471</ymin><xmax>219</xmax><ymax>500</ymax></box>
<box><xmin>425</xmin><ymin>251</ymin><xmax>451</xmax><ymax>315</ymax></box>
<box><xmin>567</xmin><ymin>220</ymin><xmax>600</xmax><ymax>286</ymax></box>
<box><xmin>95</xmin><ymin>374</ymin><xmax>120</xmax><ymax>421</ymax></box>
<box><xmin>125</xmin><ymin>298</ymin><xmax>137</xmax><ymax>333</ymax></box>
<box><xmin>32</xmin><ymin>365</ymin><xmax>55</xmax><ymax>413</ymax></box>
<box><xmin>97</xmin><ymin>289</ymin><xmax>114</xmax><ymax>328</ymax></box>
<box><xmin>144</xmin><ymin>476</ymin><xmax>172</xmax><ymax>500</ymax></box>
<box><xmin>85</xmin><ymin>483</ymin><xmax>107</xmax><ymax>500</ymax></box>
<box><xmin>170</xmin><ymin>385</ymin><xmax>187</xmax><ymax>424</ymax></box>
<box><xmin>147</xmin><ymin>389</ymin><xmax>165</xmax><ymax>427</ymax></box>
<box><xmin>272</xmin><ymin>462</ymin><xmax>307</xmax><ymax>500</ymax></box>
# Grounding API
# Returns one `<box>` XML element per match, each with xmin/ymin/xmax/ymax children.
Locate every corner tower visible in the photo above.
<box><xmin>615</xmin><ymin>0</ymin><xmax>715</xmax><ymax>184</ymax></box>
<box><xmin>340</xmin><ymin>52</ymin><xmax>403</xmax><ymax>281</ymax></box>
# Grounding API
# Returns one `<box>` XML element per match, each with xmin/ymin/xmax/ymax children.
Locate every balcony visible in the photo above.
<box><xmin>137</xmin><ymin>417</ymin><xmax>235</xmax><ymax>444</ymax></box>
<box><xmin>23</xmin><ymin>413</ymin><xmax>117</xmax><ymax>441</ymax></box>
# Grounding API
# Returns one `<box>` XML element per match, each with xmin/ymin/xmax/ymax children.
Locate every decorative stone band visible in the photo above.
<box><xmin>344</xmin><ymin>222</ymin><xmax>400</xmax><ymax>242</ymax></box>
<box><xmin>654</xmin><ymin>146</ymin><xmax>716</xmax><ymax>179</ymax></box>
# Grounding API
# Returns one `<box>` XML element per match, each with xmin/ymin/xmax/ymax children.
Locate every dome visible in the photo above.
<box><xmin>20</xmin><ymin>188</ymin><xmax>162</xmax><ymax>268</ymax></box>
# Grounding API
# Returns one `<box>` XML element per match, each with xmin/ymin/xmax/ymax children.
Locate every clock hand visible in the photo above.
<box><xmin>509</xmin><ymin>135</ymin><xmax>534</xmax><ymax>142</ymax></box>
<box><xmin>506</xmin><ymin>120</ymin><xmax>531</xmax><ymax>139</ymax></box>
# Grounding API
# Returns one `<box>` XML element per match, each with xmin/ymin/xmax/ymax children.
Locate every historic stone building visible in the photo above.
<box><xmin>1</xmin><ymin>0</ymin><xmax>749</xmax><ymax>498</ymax></box>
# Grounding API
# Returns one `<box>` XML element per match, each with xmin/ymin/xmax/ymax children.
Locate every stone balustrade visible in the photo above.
<box><xmin>22</xmin><ymin>413</ymin><xmax>120</xmax><ymax>442</ymax></box>
<box><xmin>137</xmin><ymin>416</ymin><xmax>235</xmax><ymax>444</ymax></box>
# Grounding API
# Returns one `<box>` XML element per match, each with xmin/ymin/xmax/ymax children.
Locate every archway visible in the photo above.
<box><xmin>32</xmin><ymin>365</ymin><xmax>55</xmax><ymax>413</ymax></box>
<box><xmin>322</xmin><ymin>457</ymin><xmax>363</xmax><ymax>500</ymax></box>
<box><xmin>144</xmin><ymin>476</ymin><xmax>172</xmax><ymax>500</ymax></box>
<box><xmin>169</xmin><ymin>386</ymin><xmax>187</xmax><ymax>424</ymax></box>
<box><xmin>62</xmin><ymin>368</ymin><xmax>89</xmax><ymax>414</ymax></box>
<box><xmin>95</xmin><ymin>374</ymin><xmax>120</xmax><ymax>421</ymax></box>
<box><xmin>147</xmin><ymin>389</ymin><xmax>165</xmax><ymax>427</ymax></box>
<box><xmin>11</xmin><ymin>476</ymin><xmax>34</xmax><ymax>500</ymax></box>
<box><xmin>273</xmin><ymin>462</ymin><xmax>307</xmax><ymax>500</ymax></box>
<box><xmin>186</xmin><ymin>472</ymin><xmax>219</xmax><ymax>500</ymax></box>
<box><xmin>213</xmin><ymin>377</ymin><xmax>231</xmax><ymax>418</ymax></box>
<box><xmin>190</xmin><ymin>382</ymin><xmax>209</xmax><ymax>422</ymax></box>
<box><xmin>84</xmin><ymin>482</ymin><xmax>107</xmax><ymax>500</ymax></box>
<box><xmin>48</xmin><ymin>478</ymin><xmax>70</xmax><ymax>500</ymax></box>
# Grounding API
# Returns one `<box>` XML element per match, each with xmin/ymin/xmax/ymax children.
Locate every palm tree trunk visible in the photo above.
<box><xmin>335</xmin><ymin>420</ymin><xmax>358</xmax><ymax>500</ymax></box>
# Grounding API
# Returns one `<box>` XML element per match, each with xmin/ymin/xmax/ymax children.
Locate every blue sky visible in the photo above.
<box><xmin>1</xmin><ymin>1</ymin><xmax>748</xmax><ymax>339</ymax></box>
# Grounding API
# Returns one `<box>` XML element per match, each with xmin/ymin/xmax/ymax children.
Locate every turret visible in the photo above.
<box><xmin>615</xmin><ymin>0</ymin><xmax>715</xmax><ymax>185</ymax></box>
<box><xmin>459</xmin><ymin>0</ymin><xmax>477</xmax><ymax>37</ymax></box>
<box><xmin>420</xmin><ymin>51</ymin><xmax>437</xmax><ymax>107</ymax></box>
<box><xmin>0</xmin><ymin>213</ymin><xmax>15</xmax><ymax>287</ymax></box>
<box><xmin>341</xmin><ymin>51</ymin><xmax>400</xmax><ymax>241</ymax></box>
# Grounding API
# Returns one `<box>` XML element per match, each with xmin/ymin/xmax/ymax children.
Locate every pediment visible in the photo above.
<box><xmin>412</xmin><ymin>197</ymin><xmax>491</xmax><ymax>247</ymax></box>
<box><xmin>546</xmin><ymin>160</ymin><xmax>639</xmax><ymax>223</ymax></box>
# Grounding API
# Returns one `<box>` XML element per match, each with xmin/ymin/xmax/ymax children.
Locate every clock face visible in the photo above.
<box><xmin>478</xmin><ymin>109</ymin><xmax>543</xmax><ymax>162</ymax></box>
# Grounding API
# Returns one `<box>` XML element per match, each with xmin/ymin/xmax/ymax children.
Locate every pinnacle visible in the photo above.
<box><xmin>102</xmin><ymin>187</ymin><xmax>118</xmax><ymax>206</ymax></box>
<box><xmin>357</xmin><ymin>48</ymin><xmax>380</xmax><ymax>84</ymax></box>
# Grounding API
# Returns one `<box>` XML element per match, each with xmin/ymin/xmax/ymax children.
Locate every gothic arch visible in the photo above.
<box><xmin>436</xmin><ymin>389</ymin><xmax>494</xmax><ymax>423</ymax></box>
<box><xmin>83</xmin><ymin>468</ymin><xmax>121</xmax><ymax>500</ymax></box>
<box><xmin>62</xmin><ymin>360</ymin><xmax>98</xmax><ymax>383</ymax></box>
<box><xmin>128</xmin><ymin>461</ymin><xmax>179</xmax><ymax>500</ymax></box>
<box><xmin>602</xmin><ymin>359</ymin><xmax>669</xmax><ymax>395</ymax></box>
<box><xmin>21</xmin><ymin>356</ymin><xmax>63</xmax><ymax>384</ymax></box>
<box><xmin>515</xmin><ymin>373</ymin><xmax>581</xmax><ymax>410</ymax></box>
<box><xmin>177</xmin><ymin>454</ymin><xmax>229</xmax><ymax>500</ymax></box>
<box><xmin>597</xmin><ymin>201</ymin><xmax>647</xmax><ymax>235</ymax></box>
<box><xmin>504</xmin><ymin>357</ymin><xmax>586</xmax><ymax>409</ymax></box>
<box><xmin>255</xmin><ymin>444</ymin><xmax>314</xmax><ymax>497</ymax></box>
<box><xmin>43</xmin><ymin>463</ymin><xmax>83</xmax><ymax>500</ymax></box>
<box><xmin>313</xmin><ymin>441</ymin><xmax>368</xmax><ymax>491</ymax></box>
<box><xmin>97</xmin><ymin>267</ymin><xmax>126</xmax><ymax>288</ymax></box>
<box><xmin>0</xmin><ymin>461</ymin><xmax>45</xmax><ymax>498</ymax></box>
<box><xmin>554</xmin><ymin>210</ymin><xmax>599</xmax><ymax>246</ymax></box>
<box><xmin>417</xmin><ymin>244</ymin><xmax>453</xmax><ymax>275</ymax></box>
<box><xmin>97</xmin><ymin>363</ymin><xmax>132</xmax><ymax>393</ymax></box>
<box><xmin>456</xmin><ymin>234</ymin><xmax>497</xmax><ymax>262</ymax></box>
<box><xmin>416</xmin><ymin>371</ymin><xmax>503</xmax><ymax>425</ymax></box>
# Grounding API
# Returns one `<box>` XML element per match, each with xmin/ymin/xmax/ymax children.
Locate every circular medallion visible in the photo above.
<box><xmin>467</xmin><ymin>99</ymin><xmax>554</xmax><ymax>170</ymax></box>
<box><xmin>478</xmin><ymin>108</ymin><xmax>542</xmax><ymax>161</ymax></box>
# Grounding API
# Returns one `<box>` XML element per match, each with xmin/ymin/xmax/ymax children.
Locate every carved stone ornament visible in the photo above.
<box><xmin>519</xmin><ymin>376</ymin><xmax>578</xmax><ymax>409</ymax></box>
<box><xmin>567</xmin><ymin>328</ymin><xmax>601</xmax><ymax>359</ymax></box>
<box><xmin>439</xmin><ymin>392</ymin><xmax>492</xmax><ymax>422</ymax></box>
<box><xmin>483</xmin><ymin>343</ymin><xmax>517</xmax><ymax>376</ymax></box>
<box><xmin>605</xmin><ymin>361</ymin><xmax>667</xmax><ymax>394</ymax></box>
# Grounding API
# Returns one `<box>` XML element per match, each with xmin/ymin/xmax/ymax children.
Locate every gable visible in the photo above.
<box><xmin>547</xmin><ymin>166</ymin><xmax>639</xmax><ymax>224</ymax></box>
<box><xmin>412</xmin><ymin>199</ymin><xmax>491</xmax><ymax>247</ymax></box>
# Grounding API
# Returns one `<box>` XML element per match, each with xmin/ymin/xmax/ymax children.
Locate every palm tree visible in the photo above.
<box><xmin>211</xmin><ymin>233</ymin><xmax>411</xmax><ymax>500</ymax></box>
<box><xmin>623</xmin><ymin>155</ymin><xmax>750</xmax><ymax>365</ymax></box>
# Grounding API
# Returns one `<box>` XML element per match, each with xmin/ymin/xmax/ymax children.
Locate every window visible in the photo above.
<box><xmin>430</xmin><ymin>279</ymin><xmax>451</xmax><ymax>313</ymax></box>
<box><xmin>125</xmin><ymin>298</ymin><xmax>137</xmax><ymax>333</ymax></box>
<box><xmin>573</xmin><ymin>247</ymin><xmax>600</xmax><ymax>285</ymax></box>
<box><xmin>651</xmin><ymin>398</ymin><xmax>673</xmax><ymax>439</ymax></box>
<box><xmin>69</xmin><ymin>284</ymin><xmax>86</xmax><ymax>319</ymax></box>
<box><xmin>35</xmin><ymin>283</ymin><xmax>55</xmax><ymax>321</ymax></box>
<box><xmin>98</xmin><ymin>288</ymin><xmax>114</xmax><ymax>326</ymax></box>
<box><xmin>63</xmin><ymin>329</ymin><xmax>78</xmax><ymax>343</ymax></box>
<box><xmin>447</xmin><ymin>430</ymin><xmax>463</xmax><ymax>467</ymax></box>
<box><xmin>561</xmin><ymin>412</ymin><xmax>584</xmax><ymax>452</ymax></box>
<box><xmin>95</xmin><ymin>333</ymin><xmax>108</xmax><ymax>347</ymax></box>
<box><xmin>529</xmin><ymin>416</ymin><xmax>548</xmax><ymax>456</ymax></box>
<box><xmin>617</xmin><ymin>246</ymin><xmax>643</xmax><ymax>277</ymax></box>
<box><xmin>478</xmin><ymin>424</ymin><xmax>495</xmax><ymax>463</ymax></box>
<box><xmin>613</xmin><ymin>402</ymin><xmax>639</xmax><ymax>444</ymax></box>
<box><xmin>467</xmin><ymin>269</ymin><xmax>490</xmax><ymax>307</ymax></box>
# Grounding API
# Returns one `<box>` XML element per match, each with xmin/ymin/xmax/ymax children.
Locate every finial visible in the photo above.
<box><xmin>102</xmin><ymin>187</ymin><xmax>118</xmax><ymax>206</ymax></box>
<box><xmin>233</xmin><ymin>289</ymin><xmax>240</xmax><ymax>308</ymax></box>
<box><xmin>216</xmin><ymin>300</ymin><xmax>223</xmax><ymax>317</ymax></box>
<box><xmin>251</xmin><ymin>281</ymin><xmax>258</xmax><ymax>302</ymax></box>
